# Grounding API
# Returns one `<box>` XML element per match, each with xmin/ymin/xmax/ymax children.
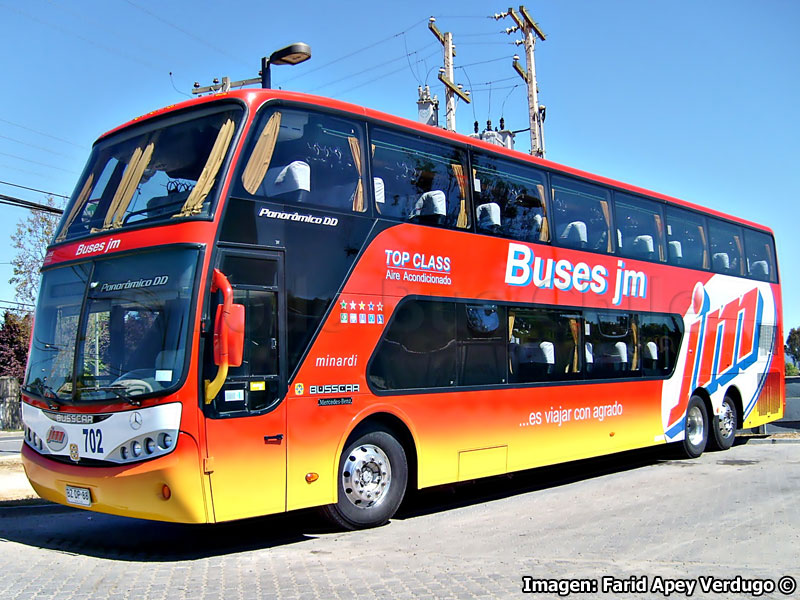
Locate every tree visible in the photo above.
<box><xmin>9</xmin><ymin>195</ymin><xmax>62</xmax><ymax>309</ymax></box>
<box><xmin>0</xmin><ymin>311</ymin><xmax>31</xmax><ymax>379</ymax></box>
<box><xmin>786</xmin><ymin>327</ymin><xmax>800</xmax><ymax>367</ymax></box>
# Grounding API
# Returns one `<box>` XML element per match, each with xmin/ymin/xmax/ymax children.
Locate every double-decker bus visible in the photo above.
<box><xmin>20</xmin><ymin>89</ymin><xmax>784</xmax><ymax>529</ymax></box>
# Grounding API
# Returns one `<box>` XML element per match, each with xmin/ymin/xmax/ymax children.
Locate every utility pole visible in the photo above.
<box><xmin>495</xmin><ymin>6</ymin><xmax>546</xmax><ymax>157</ymax></box>
<box><xmin>428</xmin><ymin>17</ymin><xmax>470</xmax><ymax>131</ymax></box>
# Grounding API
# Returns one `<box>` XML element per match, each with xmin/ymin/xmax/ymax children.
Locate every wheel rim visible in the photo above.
<box><xmin>687</xmin><ymin>405</ymin><xmax>705</xmax><ymax>447</ymax></box>
<box><xmin>341</xmin><ymin>444</ymin><xmax>392</xmax><ymax>509</ymax></box>
<box><xmin>718</xmin><ymin>402</ymin><xmax>735</xmax><ymax>440</ymax></box>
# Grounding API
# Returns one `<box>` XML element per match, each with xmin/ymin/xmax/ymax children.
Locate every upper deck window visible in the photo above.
<box><xmin>743</xmin><ymin>228</ymin><xmax>777</xmax><ymax>283</ymax></box>
<box><xmin>371</xmin><ymin>128</ymin><xmax>471</xmax><ymax>229</ymax></box>
<box><xmin>665</xmin><ymin>206</ymin><xmax>709</xmax><ymax>270</ymax></box>
<box><xmin>235</xmin><ymin>107</ymin><xmax>367</xmax><ymax>213</ymax></box>
<box><xmin>614</xmin><ymin>193</ymin><xmax>666</xmax><ymax>262</ymax></box>
<box><xmin>551</xmin><ymin>176</ymin><xmax>613</xmax><ymax>254</ymax></box>
<box><xmin>55</xmin><ymin>105</ymin><xmax>242</xmax><ymax>243</ymax></box>
<box><xmin>472</xmin><ymin>152</ymin><xmax>549</xmax><ymax>243</ymax></box>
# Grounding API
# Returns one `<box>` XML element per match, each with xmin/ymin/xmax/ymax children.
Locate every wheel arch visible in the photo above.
<box><xmin>691</xmin><ymin>386</ymin><xmax>713</xmax><ymax>421</ymax></box>
<box><xmin>724</xmin><ymin>385</ymin><xmax>744</xmax><ymax>429</ymax></box>
<box><xmin>341</xmin><ymin>410</ymin><xmax>419</xmax><ymax>491</ymax></box>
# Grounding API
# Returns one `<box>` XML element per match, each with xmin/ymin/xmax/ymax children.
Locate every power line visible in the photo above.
<box><xmin>0</xmin><ymin>193</ymin><xmax>64</xmax><ymax>215</ymax></box>
<box><xmin>331</xmin><ymin>50</ymin><xmax>439</xmax><ymax>98</ymax></box>
<box><xmin>0</xmin><ymin>1</ymin><xmax>163</xmax><ymax>72</ymax></box>
<box><xmin>283</xmin><ymin>18</ymin><xmax>429</xmax><ymax>84</ymax></box>
<box><xmin>0</xmin><ymin>134</ymin><xmax>77</xmax><ymax>159</ymax></box>
<box><xmin>309</xmin><ymin>42</ymin><xmax>438</xmax><ymax>93</ymax></box>
<box><xmin>123</xmin><ymin>0</ymin><xmax>249</xmax><ymax>68</ymax></box>
<box><xmin>0</xmin><ymin>117</ymin><xmax>85</xmax><ymax>149</ymax></box>
<box><xmin>0</xmin><ymin>152</ymin><xmax>79</xmax><ymax>176</ymax></box>
<box><xmin>0</xmin><ymin>180</ymin><xmax>70</xmax><ymax>200</ymax></box>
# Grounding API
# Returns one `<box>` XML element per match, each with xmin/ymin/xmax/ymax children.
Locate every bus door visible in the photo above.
<box><xmin>203</xmin><ymin>250</ymin><xmax>287</xmax><ymax>521</ymax></box>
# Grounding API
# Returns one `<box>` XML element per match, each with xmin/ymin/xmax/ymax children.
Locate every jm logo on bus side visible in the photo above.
<box><xmin>45</xmin><ymin>426</ymin><xmax>68</xmax><ymax>452</ymax></box>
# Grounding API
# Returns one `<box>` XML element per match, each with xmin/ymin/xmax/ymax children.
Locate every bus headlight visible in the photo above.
<box><xmin>145</xmin><ymin>438</ymin><xmax>156</xmax><ymax>454</ymax></box>
<box><xmin>158</xmin><ymin>433</ymin><xmax>173</xmax><ymax>450</ymax></box>
<box><xmin>131</xmin><ymin>441</ymin><xmax>142</xmax><ymax>457</ymax></box>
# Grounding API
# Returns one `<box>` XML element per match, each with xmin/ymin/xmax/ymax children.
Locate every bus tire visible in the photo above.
<box><xmin>679</xmin><ymin>395</ymin><xmax>708</xmax><ymax>459</ymax></box>
<box><xmin>322</xmin><ymin>428</ymin><xmax>408</xmax><ymax>530</ymax></box>
<box><xmin>708</xmin><ymin>394</ymin><xmax>737</xmax><ymax>451</ymax></box>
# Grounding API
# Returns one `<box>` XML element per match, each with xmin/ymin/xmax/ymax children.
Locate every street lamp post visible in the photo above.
<box><xmin>192</xmin><ymin>42</ymin><xmax>312</xmax><ymax>95</ymax></box>
<box><xmin>260</xmin><ymin>43</ymin><xmax>312</xmax><ymax>89</ymax></box>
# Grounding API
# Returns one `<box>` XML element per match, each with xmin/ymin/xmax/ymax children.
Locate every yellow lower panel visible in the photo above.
<box><xmin>22</xmin><ymin>433</ymin><xmax>208</xmax><ymax>524</ymax></box>
<box><xmin>458</xmin><ymin>446</ymin><xmax>507</xmax><ymax>481</ymax></box>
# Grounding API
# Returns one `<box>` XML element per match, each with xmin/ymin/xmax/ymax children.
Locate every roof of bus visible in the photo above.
<box><xmin>101</xmin><ymin>88</ymin><xmax>773</xmax><ymax>235</ymax></box>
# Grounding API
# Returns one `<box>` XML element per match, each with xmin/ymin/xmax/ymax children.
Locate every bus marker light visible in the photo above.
<box><xmin>305</xmin><ymin>473</ymin><xmax>319</xmax><ymax>483</ymax></box>
<box><xmin>161</xmin><ymin>484</ymin><xmax>171</xmax><ymax>500</ymax></box>
<box><xmin>609</xmin><ymin>432</ymin><xmax>615</xmax><ymax>437</ymax></box>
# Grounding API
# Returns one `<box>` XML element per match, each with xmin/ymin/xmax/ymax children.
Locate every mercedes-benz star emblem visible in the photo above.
<box><xmin>129</xmin><ymin>412</ymin><xmax>143</xmax><ymax>430</ymax></box>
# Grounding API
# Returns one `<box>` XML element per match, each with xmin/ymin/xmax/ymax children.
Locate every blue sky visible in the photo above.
<box><xmin>1</xmin><ymin>0</ymin><xmax>798</xmax><ymax>332</ymax></box>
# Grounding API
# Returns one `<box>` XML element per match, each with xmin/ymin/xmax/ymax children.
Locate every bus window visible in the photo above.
<box><xmin>371</xmin><ymin>128</ymin><xmax>470</xmax><ymax>229</ymax></box>
<box><xmin>55</xmin><ymin>106</ymin><xmax>242</xmax><ymax>242</ymax></box>
<box><xmin>551</xmin><ymin>176</ymin><xmax>613</xmax><ymax>254</ymax></box>
<box><xmin>665</xmin><ymin>207</ymin><xmax>709</xmax><ymax>269</ymax></box>
<box><xmin>708</xmin><ymin>219</ymin><xmax>744</xmax><ymax>276</ymax></box>
<box><xmin>638</xmin><ymin>314</ymin><xmax>682</xmax><ymax>376</ymax></box>
<box><xmin>369</xmin><ymin>300</ymin><xmax>457</xmax><ymax>390</ymax></box>
<box><xmin>472</xmin><ymin>152</ymin><xmax>549</xmax><ymax>243</ymax></box>
<box><xmin>238</xmin><ymin>108</ymin><xmax>367</xmax><ymax>213</ymax></box>
<box><xmin>743</xmin><ymin>228</ymin><xmax>777</xmax><ymax>283</ymax></box>
<box><xmin>457</xmin><ymin>303</ymin><xmax>507</xmax><ymax>386</ymax></box>
<box><xmin>614</xmin><ymin>193</ymin><xmax>665</xmax><ymax>262</ymax></box>
<box><xmin>508</xmin><ymin>307</ymin><xmax>582</xmax><ymax>383</ymax></box>
<box><xmin>583</xmin><ymin>311</ymin><xmax>639</xmax><ymax>379</ymax></box>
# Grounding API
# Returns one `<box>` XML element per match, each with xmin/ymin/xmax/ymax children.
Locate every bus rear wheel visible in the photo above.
<box><xmin>708</xmin><ymin>395</ymin><xmax>738</xmax><ymax>451</ymax></box>
<box><xmin>679</xmin><ymin>395</ymin><xmax>708</xmax><ymax>459</ymax></box>
<box><xmin>323</xmin><ymin>428</ymin><xmax>408</xmax><ymax>530</ymax></box>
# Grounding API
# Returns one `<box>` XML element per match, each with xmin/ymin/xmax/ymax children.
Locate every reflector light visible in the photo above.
<box><xmin>305</xmin><ymin>473</ymin><xmax>319</xmax><ymax>483</ymax></box>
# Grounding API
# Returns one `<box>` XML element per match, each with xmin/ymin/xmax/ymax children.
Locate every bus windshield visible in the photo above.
<box><xmin>24</xmin><ymin>247</ymin><xmax>199</xmax><ymax>403</ymax></box>
<box><xmin>54</xmin><ymin>105</ymin><xmax>242</xmax><ymax>243</ymax></box>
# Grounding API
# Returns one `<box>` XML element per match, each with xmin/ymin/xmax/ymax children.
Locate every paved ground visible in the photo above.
<box><xmin>0</xmin><ymin>431</ymin><xmax>22</xmax><ymax>457</ymax></box>
<box><xmin>0</xmin><ymin>441</ymin><xmax>798</xmax><ymax>599</ymax></box>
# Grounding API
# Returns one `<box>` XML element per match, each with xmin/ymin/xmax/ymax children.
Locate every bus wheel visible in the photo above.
<box><xmin>323</xmin><ymin>429</ymin><xmax>408</xmax><ymax>530</ymax></box>
<box><xmin>679</xmin><ymin>395</ymin><xmax>708</xmax><ymax>459</ymax></box>
<box><xmin>708</xmin><ymin>395</ymin><xmax>738</xmax><ymax>451</ymax></box>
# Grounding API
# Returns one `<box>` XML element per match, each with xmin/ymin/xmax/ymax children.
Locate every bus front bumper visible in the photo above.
<box><xmin>21</xmin><ymin>432</ymin><xmax>209</xmax><ymax>524</ymax></box>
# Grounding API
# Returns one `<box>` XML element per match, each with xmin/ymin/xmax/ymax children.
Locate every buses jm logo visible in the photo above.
<box><xmin>667</xmin><ymin>283</ymin><xmax>764</xmax><ymax>435</ymax></box>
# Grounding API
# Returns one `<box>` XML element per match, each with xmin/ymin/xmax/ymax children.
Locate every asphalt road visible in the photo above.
<box><xmin>0</xmin><ymin>433</ymin><xmax>22</xmax><ymax>457</ymax></box>
<box><xmin>0</xmin><ymin>440</ymin><xmax>797</xmax><ymax>599</ymax></box>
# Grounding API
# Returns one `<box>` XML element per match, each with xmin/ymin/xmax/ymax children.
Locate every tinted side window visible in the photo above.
<box><xmin>457</xmin><ymin>303</ymin><xmax>507</xmax><ymax>386</ymax></box>
<box><xmin>551</xmin><ymin>176</ymin><xmax>613</xmax><ymax>253</ymax></box>
<box><xmin>508</xmin><ymin>307</ymin><xmax>582</xmax><ymax>382</ymax></box>
<box><xmin>584</xmin><ymin>312</ymin><xmax>639</xmax><ymax>379</ymax></box>
<box><xmin>638</xmin><ymin>314</ymin><xmax>682</xmax><ymax>376</ymax></box>
<box><xmin>708</xmin><ymin>219</ymin><xmax>744</xmax><ymax>276</ymax></box>
<box><xmin>743</xmin><ymin>228</ymin><xmax>777</xmax><ymax>283</ymax></box>
<box><xmin>236</xmin><ymin>107</ymin><xmax>367</xmax><ymax>213</ymax></box>
<box><xmin>472</xmin><ymin>153</ymin><xmax>549</xmax><ymax>242</ymax></box>
<box><xmin>369</xmin><ymin>301</ymin><xmax>457</xmax><ymax>390</ymax></box>
<box><xmin>665</xmin><ymin>207</ymin><xmax>708</xmax><ymax>269</ymax></box>
<box><xmin>371</xmin><ymin>128</ymin><xmax>470</xmax><ymax>229</ymax></box>
<box><xmin>614</xmin><ymin>193</ymin><xmax>665</xmax><ymax>262</ymax></box>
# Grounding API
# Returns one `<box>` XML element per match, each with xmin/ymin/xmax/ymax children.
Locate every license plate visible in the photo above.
<box><xmin>65</xmin><ymin>485</ymin><xmax>92</xmax><ymax>507</ymax></box>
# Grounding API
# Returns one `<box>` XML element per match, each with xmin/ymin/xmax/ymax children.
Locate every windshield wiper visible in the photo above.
<box><xmin>21</xmin><ymin>382</ymin><xmax>63</xmax><ymax>410</ymax></box>
<box><xmin>85</xmin><ymin>385</ymin><xmax>142</xmax><ymax>406</ymax></box>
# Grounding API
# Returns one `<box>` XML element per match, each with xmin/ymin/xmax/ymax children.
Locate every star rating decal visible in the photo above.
<box><xmin>337</xmin><ymin>298</ymin><xmax>385</xmax><ymax>326</ymax></box>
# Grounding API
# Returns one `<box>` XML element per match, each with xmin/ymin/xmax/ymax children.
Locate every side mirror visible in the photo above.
<box><xmin>214</xmin><ymin>303</ymin><xmax>244</xmax><ymax>367</ymax></box>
